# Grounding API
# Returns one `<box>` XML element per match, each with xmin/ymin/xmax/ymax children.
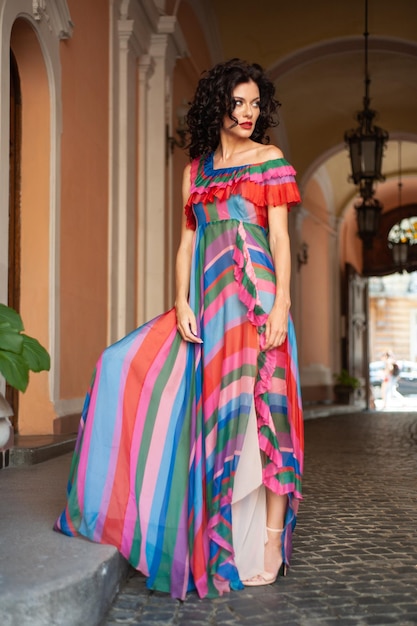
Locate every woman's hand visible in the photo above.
<box><xmin>174</xmin><ymin>164</ymin><xmax>203</xmax><ymax>345</ymax></box>
<box><xmin>264</xmin><ymin>303</ymin><xmax>288</xmax><ymax>351</ymax></box>
<box><xmin>266</xmin><ymin>202</ymin><xmax>291</xmax><ymax>351</ymax></box>
<box><xmin>175</xmin><ymin>300</ymin><xmax>203</xmax><ymax>344</ymax></box>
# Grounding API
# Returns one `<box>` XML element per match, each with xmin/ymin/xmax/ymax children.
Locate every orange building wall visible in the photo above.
<box><xmin>59</xmin><ymin>0</ymin><xmax>109</xmax><ymax>398</ymax></box>
<box><xmin>11</xmin><ymin>20</ymin><xmax>55</xmax><ymax>434</ymax></box>
<box><xmin>370</xmin><ymin>295</ymin><xmax>417</xmax><ymax>362</ymax></box>
<box><xmin>300</xmin><ymin>179</ymin><xmax>331</xmax><ymax>368</ymax></box>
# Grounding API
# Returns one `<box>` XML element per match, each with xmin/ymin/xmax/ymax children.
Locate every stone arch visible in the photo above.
<box><xmin>269</xmin><ymin>36</ymin><xmax>417</xmax><ymax>82</ymax></box>
<box><xmin>0</xmin><ymin>0</ymin><xmax>73</xmax><ymax>433</ymax></box>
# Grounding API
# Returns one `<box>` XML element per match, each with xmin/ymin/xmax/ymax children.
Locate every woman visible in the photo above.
<box><xmin>55</xmin><ymin>58</ymin><xmax>303</xmax><ymax>599</ymax></box>
<box><xmin>381</xmin><ymin>350</ymin><xmax>400</xmax><ymax>408</ymax></box>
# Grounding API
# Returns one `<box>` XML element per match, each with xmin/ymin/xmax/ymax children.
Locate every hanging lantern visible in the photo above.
<box><xmin>344</xmin><ymin>0</ymin><xmax>388</xmax><ymax>248</ymax></box>
<box><xmin>355</xmin><ymin>196</ymin><xmax>382</xmax><ymax>249</ymax></box>
<box><xmin>345</xmin><ymin>107</ymin><xmax>388</xmax><ymax>189</ymax></box>
<box><xmin>390</xmin><ymin>241</ymin><xmax>409</xmax><ymax>267</ymax></box>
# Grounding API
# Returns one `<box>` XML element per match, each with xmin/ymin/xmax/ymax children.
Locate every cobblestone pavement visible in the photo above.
<box><xmin>102</xmin><ymin>411</ymin><xmax>417</xmax><ymax>626</ymax></box>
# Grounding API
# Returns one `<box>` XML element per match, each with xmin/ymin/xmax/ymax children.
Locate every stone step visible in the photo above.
<box><xmin>9</xmin><ymin>434</ymin><xmax>77</xmax><ymax>467</ymax></box>
<box><xmin>0</xmin><ymin>453</ymin><xmax>128</xmax><ymax>626</ymax></box>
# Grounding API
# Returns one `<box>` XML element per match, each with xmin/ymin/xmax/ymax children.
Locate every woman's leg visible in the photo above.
<box><xmin>266</xmin><ymin>489</ymin><xmax>287</xmax><ymax>529</ymax></box>
<box><xmin>264</xmin><ymin>490</ymin><xmax>287</xmax><ymax>574</ymax></box>
<box><xmin>242</xmin><ymin>490</ymin><xmax>288</xmax><ymax>585</ymax></box>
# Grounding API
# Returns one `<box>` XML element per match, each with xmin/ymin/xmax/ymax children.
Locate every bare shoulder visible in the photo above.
<box><xmin>182</xmin><ymin>162</ymin><xmax>192</xmax><ymax>183</ymax></box>
<box><xmin>183</xmin><ymin>162</ymin><xmax>192</xmax><ymax>177</ymax></box>
<box><xmin>257</xmin><ymin>144</ymin><xmax>284</xmax><ymax>161</ymax></box>
<box><xmin>182</xmin><ymin>162</ymin><xmax>192</xmax><ymax>197</ymax></box>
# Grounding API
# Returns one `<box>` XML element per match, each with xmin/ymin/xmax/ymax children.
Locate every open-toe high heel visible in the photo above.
<box><xmin>242</xmin><ymin>527</ymin><xmax>287</xmax><ymax>587</ymax></box>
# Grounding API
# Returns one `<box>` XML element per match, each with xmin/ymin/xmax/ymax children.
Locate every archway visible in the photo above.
<box><xmin>6</xmin><ymin>50</ymin><xmax>22</xmax><ymax>428</ymax></box>
<box><xmin>10</xmin><ymin>17</ymin><xmax>52</xmax><ymax>434</ymax></box>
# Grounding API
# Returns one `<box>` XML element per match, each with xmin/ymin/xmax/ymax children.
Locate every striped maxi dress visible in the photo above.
<box><xmin>54</xmin><ymin>153</ymin><xmax>304</xmax><ymax>600</ymax></box>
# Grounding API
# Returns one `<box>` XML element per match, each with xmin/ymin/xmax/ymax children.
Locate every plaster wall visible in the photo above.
<box><xmin>378</xmin><ymin>177</ymin><xmax>417</xmax><ymax>213</ymax></box>
<box><xmin>300</xmin><ymin>179</ymin><xmax>331</xmax><ymax>369</ymax></box>
<box><xmin>59</xmin><ymin>0</ymin><xmax>109</xmax><ymax>400</ymax></box>
<box><xmin>370</xmin><ymin>294</ymin><xmax>417</xmax><ymax>362</ymax></box>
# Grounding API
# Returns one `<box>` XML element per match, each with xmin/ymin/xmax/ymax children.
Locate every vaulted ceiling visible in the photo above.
<box><xmin>188</xmin><ymin>0</ymin><xmax>417</xmax><ymax>220</ymax></box>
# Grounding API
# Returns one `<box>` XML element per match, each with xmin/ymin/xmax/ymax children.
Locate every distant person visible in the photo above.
<box><xmin>382</xmin><ymin>351</ymin><xmax>400</xmax><ymax>408</ymax></box>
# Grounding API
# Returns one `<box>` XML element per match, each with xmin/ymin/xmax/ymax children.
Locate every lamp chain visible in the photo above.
<box><xmin>398</xmin><ymin>140</ymin><xmax>402</xmax><ymax>209</ymax></box>
<box><xmin>363</xmin><ymin>0</ymin><xmax>370</xmax><ymax>109</ymax></box>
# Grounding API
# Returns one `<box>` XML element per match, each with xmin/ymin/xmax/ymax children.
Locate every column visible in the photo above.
<box><xmin>136</xmin><ymin>54</ymin><xmax>153</xmax><ymax>326</ymax></box>
<box><xmin>143</xmin><ymin>16</ymin><xmax>187</xmax><ymax>320</ymax></box>
<box><xmin>108</xmin><ymin>18</ymin><xmax>141</xmax><ymax>342</ymax></box>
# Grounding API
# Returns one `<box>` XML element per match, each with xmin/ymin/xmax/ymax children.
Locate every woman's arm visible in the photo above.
<box><xmin>264</xmin><ymin>204</ymin><xmax>291</xmax><ymax>350</ymax></box>
<box><xmin>174</xmin><ymin>164</ymin><xmax>203</xmax><ymax>344</ymax></box>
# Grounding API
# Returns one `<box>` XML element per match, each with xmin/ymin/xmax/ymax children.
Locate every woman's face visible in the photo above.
<box><xmin>223</xmin><ymin>79</ymin><xmax>260</xmax><ymax>137</ymax></box>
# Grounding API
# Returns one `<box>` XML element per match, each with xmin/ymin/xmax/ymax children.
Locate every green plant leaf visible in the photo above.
<box><xmin>0</xmin><ymin>305</ymin><xmax>50</xmax><ymax>392</ymax></box>
<box><xmin>334</xmin><ymin>369</ymin><xmax>360</xmax><ymax>389</ymax></box>
<box><xmin>0</xmin><ymin>304</ymin><xmax>24</xmax><ymax>332</ymax></box>
<box><xmin>0</xmin><ymin>324</ymin><xmax>24</xmax><ymax>354</ymax></box>
<box><xmin>0</xmin><ymin>350</ymin><xmax>29</xmax><ymax>392</ymax></box>
<box><xmin>22</xmin><ymin>335</ymin><xmax>51</xmax><ymax>372</ymax></box>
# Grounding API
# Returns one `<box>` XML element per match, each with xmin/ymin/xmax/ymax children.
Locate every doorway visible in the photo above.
<box><xmin>7</xmin><ymin>50</ymin><xmax>22</xmax><ymax>430</ymax></box>
<box><xmin>369</xmin><ymin>271</ymin><xmax>417</xmax><ymax>409</ymax></box>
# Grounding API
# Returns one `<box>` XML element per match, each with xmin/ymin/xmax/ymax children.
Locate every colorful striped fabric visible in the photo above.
<box><xmin>54</xmin><ymin>153</ymin><xmax>304</xmax><ymax>599</ymax></box>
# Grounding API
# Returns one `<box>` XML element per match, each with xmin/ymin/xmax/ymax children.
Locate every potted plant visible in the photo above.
<box><xmin>0</xmin><ymin>303</ymin><xmax>50</xmax><ymax>452</ymax></box>
<box><xmin>333</xmin><ymin>369</ymin><xmax>361</xmax><ymax>404</ymax></box>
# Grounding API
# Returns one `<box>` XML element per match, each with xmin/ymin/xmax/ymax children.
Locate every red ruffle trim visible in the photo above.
<box><xmin>185</xmin><ymin>179</ymin><xmax>301</xmax><ymax>230</ymax></box>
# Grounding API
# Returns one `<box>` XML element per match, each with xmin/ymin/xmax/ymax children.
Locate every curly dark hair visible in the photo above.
<box><xmin>186</xmin><ymin>58</ymin><xmax>281</xmax><ymax>159</ymax></box>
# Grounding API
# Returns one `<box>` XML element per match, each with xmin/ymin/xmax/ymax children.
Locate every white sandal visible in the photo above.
<box><xmin>242</xmin><ymin>527</ymin><xmax>287</xmax><ymax>587</ymax></box>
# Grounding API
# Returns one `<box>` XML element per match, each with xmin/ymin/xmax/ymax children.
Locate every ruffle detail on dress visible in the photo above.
<box><xmin>232</xmin><ymin>221</ymin><xmax>303</xmax><ymax>507</ymax></box>
<box><xmin>184</xmin><ymin>158</ymin><xmax>201</xmax><ymax>230</ymax></box>
<box><xmin>184</xmin><ymin>155</ymin><xmax>301</xmax><ymax>230</ymax></box>
<box><xmin>198</xmin><ymin>153</ymin><xmax>297</xmax><ymax>187</ymax></box>
<box><xmin>232</xmin><ymin>221</ymin><xmax>268</xmax><ymax>328</ymax></box>
<box><xmin>232</xmin><ymin>222</ymin><xmax>282</xmax><ymax>464</ymax></box>
<box><xmin>185</xmin><ymin>201</ymin><xmax>197</xmax><ymax>230</ymax></box>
